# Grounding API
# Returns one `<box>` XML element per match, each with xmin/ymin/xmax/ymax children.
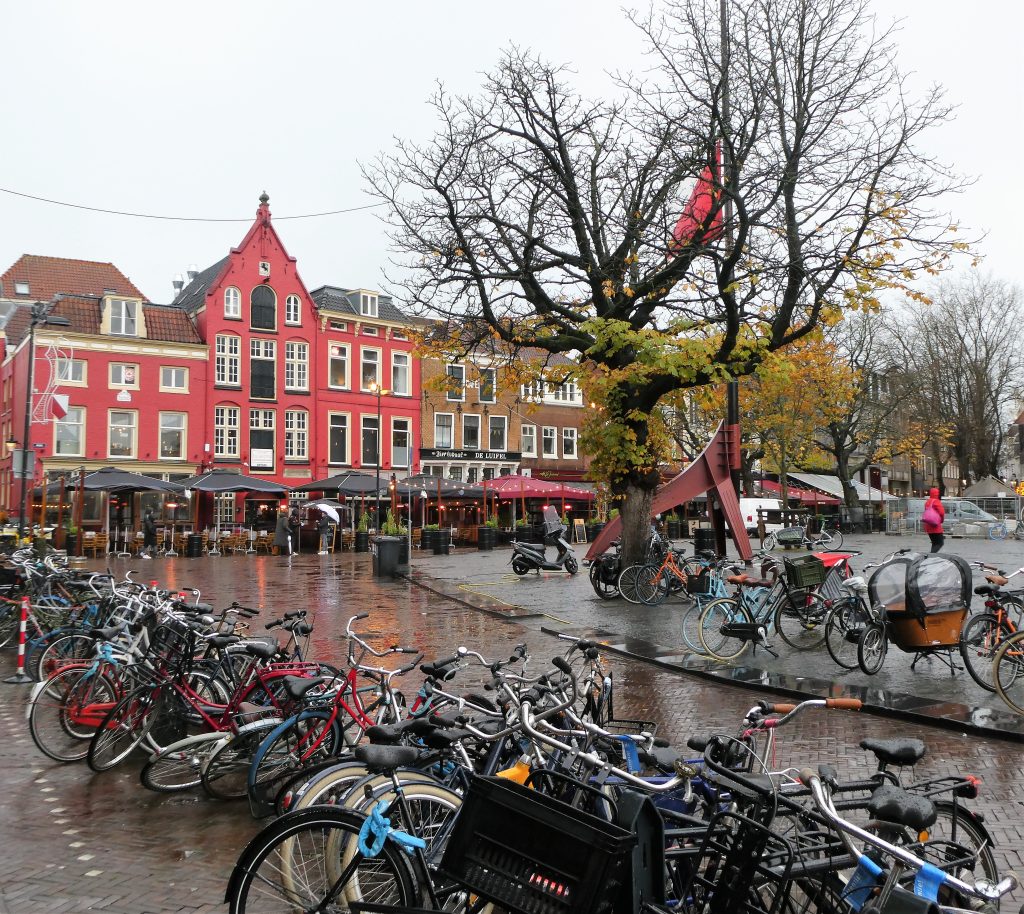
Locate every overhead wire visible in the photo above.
<box><xmin>0</xmin><ymin>186</ymin><xmax>385</xmax><ymax>222</ymax></box>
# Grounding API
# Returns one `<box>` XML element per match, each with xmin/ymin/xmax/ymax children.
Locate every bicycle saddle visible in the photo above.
<box><xmin>355</xmin><ymin>744</ymin><xmax>420</xmax><ymax>772</ymax></box>
<box><xmin>241</xmin><ymin>640</ymin><xmax>278</xmax><ymax>659</ymax></box>
<box><xmin>867</xmin><ymin>784</ymin><xmax>937</xmax><ymax>832</ymax></box>
<box><xmin>859</xmin><ymin>737</ymin><xmax>927</xmax><ymax>767</ymax></box>
<box><xmin>365</xmin><ymin>717</ymin><xmax>435</xmax><ymax>745</ymax></box>
<box><xmin>88</xmin><ymin>624</ymin><xmax>124</xmax><ymax>641</ymax></box>
<box><xmin>282</xmin><ymin>675</ymin><xmax>330</xmax><ymax>700</ymax></box>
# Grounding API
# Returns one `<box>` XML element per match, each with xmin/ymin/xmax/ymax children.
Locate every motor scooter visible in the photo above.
<box><xmin>510</xmin><ymin>506</ymin><xmax>579</xmax><ymax>575</ymax></box>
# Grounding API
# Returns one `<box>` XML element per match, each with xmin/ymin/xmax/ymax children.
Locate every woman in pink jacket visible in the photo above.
<box><xmin>922</xmin><ymin>487</ymin><xmax>945</xmax><ymax>553</ymax></box>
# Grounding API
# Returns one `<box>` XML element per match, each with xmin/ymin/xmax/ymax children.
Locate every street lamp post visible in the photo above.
<box><xmin>368</xmin><ymin>381</ymin><xmax>389</xmax><ymax>527</ymax></box>
<box><xmin>14</xmin><ymin>301</ymin><xmax>70</xmax><ymax>540</ymax></box>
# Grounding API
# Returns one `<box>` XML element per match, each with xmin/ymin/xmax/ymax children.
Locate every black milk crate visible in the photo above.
<box><xmin>686</xmin><ymin>569</ymin><xmax>712</xmax><ymax>595</ymax></box>
<box><xmin>439</xmin><ymin>776</ymin><xmax>636</xmax><ymax>914</ymax></box>
<box><xmin>784</xmin><ymin>554</ymin><xmax>827</xmax><ymax>589</ymax></box>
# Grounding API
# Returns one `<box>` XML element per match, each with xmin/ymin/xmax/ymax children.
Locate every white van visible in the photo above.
<box><xmin>737</xmin><ymin>498</ymin><xmax>784</xmax><ymax>536</ymax></box>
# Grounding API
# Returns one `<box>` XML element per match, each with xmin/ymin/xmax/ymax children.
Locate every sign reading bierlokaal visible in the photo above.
<box><xmin>420</xmin><ymin>448</ymin><xmax>521</xmax><ymax>462</ymax></box>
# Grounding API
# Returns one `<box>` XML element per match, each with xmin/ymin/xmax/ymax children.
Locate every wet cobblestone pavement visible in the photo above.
<box><xmin>1</xmin><ymin>550</ymin><xmax>1022</xmax><ymax>912</ymax></box>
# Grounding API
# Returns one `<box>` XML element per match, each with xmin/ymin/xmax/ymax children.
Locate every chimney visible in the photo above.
<box><xmin>187</xmin><ymin>264</ymin><xmax>198</xmax><ymax>282</ymax></box>
<box><xmin>172</xmin><ymin>273</ymin><xmax>185</xmax><ymax>298</ymax></box>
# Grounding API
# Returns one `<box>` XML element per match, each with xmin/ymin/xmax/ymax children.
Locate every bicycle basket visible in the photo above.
<box><xmin>775</xmin><ymin>526</ymin><xmax>805</xmax><ymax>545</ymax></box>
<box><xmin>686</xmin><ymin>570</ymin><xmax>712</xmax><ymax>595</ymax></box>
<box><xmin>439</xmin><ymin>776</ymin><xmax>636</xmax><ymax>914</ymax></box>
<box><xmin>784</xmin><ymin>555</ymin><xmax>826</xmax><ymax>589</ymax></box>
<box><xmin>681</xmin><ymin>809</ymin><xmax>795</xmax><ymax>914</ymax></box>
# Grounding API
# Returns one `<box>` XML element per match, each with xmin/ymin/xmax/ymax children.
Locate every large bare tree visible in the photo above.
<box><xmin>366</xmin><ymin>0</ymin><xmax>965</xmax><ymax>563</ymax></box>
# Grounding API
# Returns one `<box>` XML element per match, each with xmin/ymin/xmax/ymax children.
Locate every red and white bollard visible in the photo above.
<box><xmin>4</xmin><ymin>596</ymin><xmax>32</xmax><ymax>684</ymax></box>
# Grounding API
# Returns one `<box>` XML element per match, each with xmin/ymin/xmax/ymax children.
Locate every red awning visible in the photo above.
<box><xmin>487</xmin><ymin>474</ymin><xmax>594</xmax><ymax>500</ymax></box>
<box><xmin>759</xmin><ymin>479</ymin><xmax>841</xmax><ymax>506</ymax></box>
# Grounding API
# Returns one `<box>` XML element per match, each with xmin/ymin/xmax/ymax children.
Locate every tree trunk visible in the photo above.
<box><xmin>618</xmin><ymin>481</ymin><xmax>657</xmax><ymax>567</ymax></box>
<box><xmin>836</xmin><ymin>453</ymin><xmax>860</xmax><ymax>511</ymax></box>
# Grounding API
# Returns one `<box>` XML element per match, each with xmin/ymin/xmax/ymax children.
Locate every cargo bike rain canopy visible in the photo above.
<box><xmin>867</xmin><ymin>552</ymin><xmax>972</xmax><ymax>622</ymax></box>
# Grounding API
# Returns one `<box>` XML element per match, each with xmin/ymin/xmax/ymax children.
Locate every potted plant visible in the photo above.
<box><xmin>64</xmin><ymin>522</ymin><xmax>79</xmax><ymax>556</ymax></box>
<box><xmin>478</xmin><ymin>516</ymin><xmax>499</xmax><ymax>551</ymax></box>
<box><xmin>421</xmin><ymin>522</ymin><xmax>440</xmax><ymax>552</ymax></box>
<box><xmin>354</xmin><ymin>512</ymin><xmax>371</xmax><ymax>553</ymax></box>
<box><xmin>373</xmin><ymin>510</ymin><xmax>404</xmax><ymax>577</ymax></box>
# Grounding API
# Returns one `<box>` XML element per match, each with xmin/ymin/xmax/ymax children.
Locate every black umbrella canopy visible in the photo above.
<box><xmin>292</xmin><ymin>472</ymin><xmax>386</xmax><ymax>495</ymax></box>
<box><xmin>178</xmin><ymin>470</ymin><xmax>286</xmax><ymax>494</ymax></box>
<box><xmin>46</xmin><ymin>467</ymin><xmax>185</xmax><ymax>494</ymax></box>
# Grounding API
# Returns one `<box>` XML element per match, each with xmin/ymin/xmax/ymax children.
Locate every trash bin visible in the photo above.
<box><xmin>693</xmin><ymin>527</ymin><xmax>717</xmax><ymax>555</ymax></box>
<box><xmin>373</xmin><ymin>536</ymin><xmax>402</xmax><ymax>577</ymax></box>
<box><xmin>186</xmin><ymin>533</ymin><xmax>204</xmax><ymax>557</ymax></box>
<box><xmin>433</xmin><ymin>533</ymin><xmax>451</xmax><ymax>555</ymax></box>
<box><xmin>354</xmin><ymin>531</ymin><xmax>370</xmax><ymax>553</ymax></box>
<box><xmin>667</xmin><ymin>519</ymin><xmax>682</xmax><ymax>540</ymax></box>
<box><xmin>478</xmin><ymin>526</ymin><xmax>495</xmax><ymax>551</ymax></box>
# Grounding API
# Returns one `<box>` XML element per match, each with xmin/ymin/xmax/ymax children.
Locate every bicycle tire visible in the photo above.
<box><xmin>927</xmin><ymin>800</ymin><xmax>1000</xmax><ymax>893</ymax></box>
<box><xmin>959</xmin><ymin>612</ymin><xmax>1016</xmax><ymax>692</ymax></box>
<box><xmin>774</xmin><ymin>590</ymin><xmax>829</xmax><ymax>651</ymax></box>
<box><xmin>87</xmin><ymin>685</ymin><xmax>163</xmax><ymax>772</ymax></box>
<box><xmin>225</xmin><ymin>806</ymin><xmax>417</xmax><ymax>914</ymax></box>
<box><xmin>284</xmin><ymin>759</ymin><xmax>375</xmax><ymax>813</ymax></box>
<box><xmin>589</xmin><ymin>561</ymin><xmax>619</xmax><ymax>600</ymax></box>
<box><xmin>201</xmin><ymin>724</ymin><xmax>283</xmax><ymax>801</ymax></box>
<box><xmin>698</xmin><ymin>598</ymin><xmax>754</xmax><ymax>661</ymax></box>
<box><xmin>33</xmin><ymin>632</ymin><xmax>96</xmax><ymax>681</ymax></box>
<box><xmin>680</xmin><ymin>602</ymin><xmax>705</xmax><ymax>653</ymax></box>
<box><xmin>761</xmin><ymin>532</ymin><xmax>778</xmax><ymax>551</ymax></box>
<box><xmin>28</xmin><ymin>665</ymin><xmax>118</xmax><ymax>763</ymax></box>
<box><xmin>0</xmin><ymin>601</ymin><xmax>21</xmax><ymax>648</ymax></box>
<box><xmin>988</xmin><ymin>522</ymin><xmax>1008</xmax><ymax>541</ymax></box>
<box><xmin>993</xmin><ymin>629</ymin><xmax>1024</xmax><ymax>715</ymax></box>
<box><xmin>617</xmin><ymin>564</ymin><xmax>652</xmax><ymax>605</ymax></box>
<box><xmin>857</xmin><ymin>622</ymin><xmax>888</xmax><ymax>675</ymax></box>
<box><xmin>638</xmin><ymin>566</ymin><xmax>671</xmax><ymax>605</ymax></box>
<box><xmin>819</xmin><ymin>528</ymin><xmax>844</xmax><ymax>550</ymax></box>
<box><xmin>140</xmin><ymin>732</ymin><xmax>227</xmax><ymax>792</ymax></box>
<box><xmin>823</xmin><ymin>599</ymin><xmax>867</xmax><ymax>670</ymax></box>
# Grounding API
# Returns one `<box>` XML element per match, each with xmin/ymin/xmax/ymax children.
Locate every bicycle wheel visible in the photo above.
<box><xmin>988</xmin><ymin>522</ymin><xmax>1008</xmax><ymax>541</ymax></box>
<box><xmin>638</xmin><ymin>566</ymin><xmax>671</xmax><ymax>606</ymax></box>
<box><xmin>993</xmin><ymin>629</ymin><xmax>1024</xmax><ymax>715</ymax></box>
<box><xmin>284</xmin><ymin>760</ymin><xmax>376</xmax><ymax>814</ymax></box>
<box><xmin>698</xmin><ymin>598</ymin><xmax>754</xmax><ymax>662</ymax></box>
<box><xmin>857</xmin><ymin>622</ymin><xmax>888</xmax><ymax>675</ymax></box>
<box><xmin>959</xmin><ymin>612</ymin><xmax>1015</xmax><ymax>692</ymax></box>
<box><xmin>0</xmin><ymin>601</ymin><xmax>21</xmax><ymax>648</ymax></box>
<box><xmin>618</xmin><ymin>564</ymin><xmax>653</xmax><ymax>604</ymax></box>
<box><xmin>818</xmin><ymin>528</ymin><xmax>844</xmax><ymax>550</ymax></box>
<box><xmin>774</xmin><ymin>590</ymin><xmax>829</xmax><ymax>651</ymax></box>
<box><xmin>87</xmin><ymin>685</ymin><xmax>162</xmax><ymax>772</ymax></box>
<box><xmin>140</xmin><ymin>732</ymin><xmax>227</xmax><ymax>792</ymax></box>
<box><xmin>225</xmin><ymin>807</ymin><xmax>417</xmax><ymax>914</ymax></box>
<box><xmin>33</xmin><ymin>633</ymin><xmax>96</xmax><ymax>681</ymax></box>
<box><xmin>589</xmin><ymin>562</ymin><xmax>619</xmax><ymax>600</ymax></box>
<box><xmin>926</xmin><ymin>800</ymin><xmax>1000</xmax><ymax>893</ymax></box>
<box><xmin>823</xmin><ymin>600</ymin><xmax>866</xmax><ymax>670</ymax></box>
<box><xmin>681</xmin><ymin>602</ymin><xmax>705</xmax><ymax>653</ymax></box>
<box><xmin>202</xmin><ymin>724</ymin><xmax>282</xmax><ymax>801</ymax></box>
<box><xmin>28</xmin><ymin>665</ymin><xmax>118</xmax><ymax>762</ymax></box>
<box><xmin>761</xmin><ymin>532</ymin><xmax>778</xmax><ymax>551</ymax></box>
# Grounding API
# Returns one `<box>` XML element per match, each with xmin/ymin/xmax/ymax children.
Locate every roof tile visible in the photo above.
<box><xmin>0</xmin><ymin>255</ymin><xmax>146</xmax><ymax>301</ymax></box>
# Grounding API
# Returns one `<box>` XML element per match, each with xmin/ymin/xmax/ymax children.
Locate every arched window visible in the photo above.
<box><xmin>285</xmin><ymin>294</ymin><xmax>301</xmax><ymax>325</ymax></box>
<box><xmin>224</xmin><ymin>287</ymin><xmax>241</xmax><ymax>319</ymax></box>
<box><xmin>250</xmin><ymin>285</ymin><xmax>276</xmax><ymax>330</ymax></box>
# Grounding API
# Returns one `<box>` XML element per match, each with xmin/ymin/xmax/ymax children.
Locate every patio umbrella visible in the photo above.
<box><xmin>178</xmin><ymin>470</ymin><xmax>287</xmax><ymax>553</ymax></box>
<box><xmin>292</xmin><ymin>472</ymin><xmax>386</xmax><ymax>496</ymax></box>
<box><xmin>42</xmin><ymin>466</ymin><xmax>185</xmax><ymax>495</ymax></box>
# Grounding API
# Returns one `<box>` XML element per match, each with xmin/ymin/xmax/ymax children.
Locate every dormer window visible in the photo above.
<box><xmin>360</xmin><ymin>293</ymin><xmax>378</xmax><ymax>318</ymax></box>
<box><xmin>110</xmin><ymin>299</ymin><xmax>138</xmax><ymax>336</ymax></box>
<box><xmin>14</xmin><ymin>281</ymin><xmax>29</xmax><ymax>295</ymax></box>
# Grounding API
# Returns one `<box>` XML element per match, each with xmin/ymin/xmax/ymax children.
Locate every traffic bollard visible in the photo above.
<box><xmin>4</xmin><ymin>596</ymin><xmax>33</xmax><ymax>684</ymax></box>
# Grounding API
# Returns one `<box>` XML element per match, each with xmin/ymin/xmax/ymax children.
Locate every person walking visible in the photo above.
<box><xmin>273</xmin><ymin>506</ymin><xmax>292</xmax><ymax>557</ymax></box>
<box><xmin>289</xmin><ymin>508</ymin><xmax>301</xmax><ymax>555</ymax></box>
<box><xmin>922</xmin><ymin>486</ymin><xmax>945</xmax><ymax>553</ymax></box>
<box><xmin>140</xmin><ymin>508</ymin><xmax>158</xmax><ymax>559</ymax></box>
<box><xmin>317</xmin><ymin>511</ymin><xmax>333</xmax><ymax>555</ymax></box>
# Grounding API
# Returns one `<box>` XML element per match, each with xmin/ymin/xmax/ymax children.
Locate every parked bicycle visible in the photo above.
<box><xmin>761</xmin><ymin>519</ymin><xmax>844</xmax><ymax>552</ymax></box>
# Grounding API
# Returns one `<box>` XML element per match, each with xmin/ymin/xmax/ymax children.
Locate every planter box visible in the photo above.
<box><xmin>478</xmin><ymin>526</ymin><xmax>497</xmax><ymax>550</ymax></box>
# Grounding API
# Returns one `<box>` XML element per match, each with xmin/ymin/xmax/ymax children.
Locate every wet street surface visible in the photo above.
<box><xmin>1</xmin><ymin>549</ymin><xmax>1022</xmax><ymax>912</ymax></box>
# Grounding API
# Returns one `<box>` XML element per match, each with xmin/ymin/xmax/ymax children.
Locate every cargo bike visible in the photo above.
<box><xmin>856</xmin><ymin>553</ymin><xmax>973</xmax><ymax>676</ymax></box>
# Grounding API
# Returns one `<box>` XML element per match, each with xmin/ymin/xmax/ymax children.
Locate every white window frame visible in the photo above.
<box><xmin>108</xmin><ymin>409</ymin><xmax>138</xmax><ymax>458</ymax></box>
<box><xmin>109</xmin><ymin>299</ymin><xmax>138</xmax><ymax>336</ymax></box>
<box><xmin>56</xmin><ymin>358</ymin><xmax>86</xmax><ymax>386</ymax></box>
<box><xmin>285</xmin><ymin>294</ymin><xmax>301</xmax><ymax>326</ymax></box>
<box><xmin>434</xmin><ymin>412</ymin><xmax>454</xmax><ymax>449</ymax></box>
<box><xmin>159</xmin><ymin>366</ymin><xmax>189</xmax><ymax>393</ymax></box>
<box><xmin>361</xmin><ymin>414</ymin><xmax>381</xmax><ymax>467</ymax></box>
<box><xmin>284</xmin><ymin>341</ymin><xmax>309</xmax><ymax>392</ymax></box>
<box><xmin>391</xmin><ymin>352</ymin><xmax>410</xmax><ymax>396</ymax></box>
<box><xmin>109</xmin><ymin>362</ymin><xmax>140</xmax><ymax>390</ymax></box>
<box><xmin>360</xmin><ymin>293</ymin><xmax>378</xmax><ymax>317</ymax></box>
<box><xmin>284</xmin><ymin>409</ymin><xmax>309</xmax><ymax>460</ymax></box>
<box><xmin>54</xmin><ymin>406</ymin><xmax>85</xmax><ymax>457</ymax></box>
<box><xmin>446</xmin><ymin>364</ymin><xmax>465</xmax><ymax>402</ymax></box>
<box><xmin>214</xmin><ymin>405</ymin><xmax>240</xmax><ymax>458</ymax></box>
<box><xmin>488</xmin><ymin>415</ymin><xmax>508</xmax><ymax>452</ymax></box>
<box><xmin>392</xmin><ymin>417</ymin><xmax>411</xmax><ymax>468</ymax></box>
<box><xmin>521</xmin><ymin>380</ymin><xmax>544</xmax><ymax>401</ymax></box>
<box><xmin>542</xmin><ymin>426</ymin><xmax>558</xmax><ymax>458</ymax></box>
<box><xmin>158</xmin><ymin>412</ymin><xmax>187</xmax><ymax>460</ymax></box>
<box><xmin>328</xmin><ymin>412</ymin><xmax>350</xmax><ymax>465</ymax></box>
<box><xmin>328</xmin><ymin>342</ymin><xmax>350</xmax><ymax>389</ymax></box>
<box><xmin>462</xmin><ymin>414</ymin><xmax>481</xmax><ymax>451</ymax></box>
<box><xmin>214</xmin><ymin>493</ymin><xmax>235</xmax><ymax>528</ymax></box>
<box><xmin>224</xmin><ymin>286</ymin><xmax>241</xmax><ymax>319</ymax></box>
<box><xmin>521</xmin><ymin>424</ymin><xmax>537</xmax><ymax>458</ymax></box>
<box><xmin>562</xmin><ymin>427</ymin><xmax>577</xmax><ymax>458</ymax></box>
<box><xmin>14</xmin><ymin>281</ymin><xmax>29</xmax><ymax>295</ymax></box>
<box><xmin>478</xmin><ymin>367</ymin><xmax>497</xmax><ymax>404</ymax></box>
<box><xmin>249</xmin><ymin>409</ymin><xmax>276</xmax><ymax>469</ymax></box>
<box><xmin>329</xmin><ymin>320</ymin><xmax>348</xmax><ymax>331</ymax></box>
<box><xmin>360</xmin><ymin>347</ymin><xmax>381</xmax><ymax>392</ymax></box>
<box><xmin>362</xmin><ymin>326</ymin><xmax>379</xmax><ymax>337</ymax></box>
<box><xmin>215</xmin><ymin>334</ymin><xmax>241</xmax><ymax>386</ymax></box>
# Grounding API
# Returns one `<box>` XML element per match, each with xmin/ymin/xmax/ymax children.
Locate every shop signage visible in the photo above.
<box><xmin>420</xmin><ymin>448</ymin><xmax>521</xmax><ymax>462</ymax></box>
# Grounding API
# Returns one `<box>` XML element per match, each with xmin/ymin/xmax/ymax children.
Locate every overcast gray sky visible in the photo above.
<box><xmin>2</xmin><ymin>1</ymin><xmax>1021</xmax><ymax>303</ymax></box>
